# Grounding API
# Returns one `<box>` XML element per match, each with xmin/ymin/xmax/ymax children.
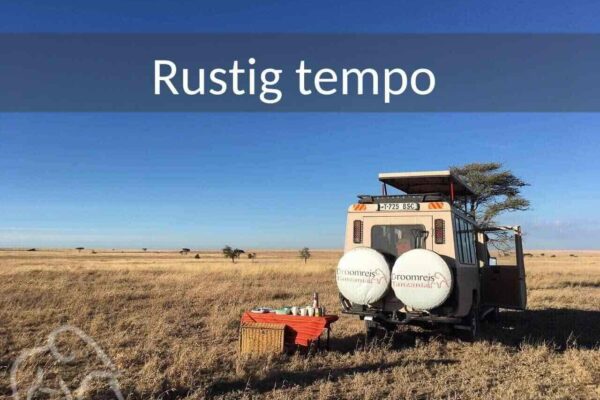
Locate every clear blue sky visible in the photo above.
<box><xmin>1</xmin><ymin>1</ymin><xmax>599</xmax><ymax>249</ymax></box>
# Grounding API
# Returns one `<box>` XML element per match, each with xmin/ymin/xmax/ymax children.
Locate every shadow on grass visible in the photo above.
<box><xmin>206</xmin><ymin>357</ymin><xmax>457</xmax><ymax>396</ymax></box>
<box><xmin>482</xmin><ymin>308</ymin><xmax>600</xmax><ymax>350</ymax></box>
<box><xmin>332</xmin><ymin>330</ymin><xmax>449</xmax><ymax>353</ymax></box>
<box><xmin>185</xmin><ymin>309</ymin><xmax>598</xmax><ymax>397</ymax></box>
<box><xmin>334</xmin><ymin>308</ymin><xmax>600</xmax><ymax>352</ymax></box>
<box><xmin>179</xmin><ymin>308</ymin><xmax>598</xmax><ymax>398</ymax></box>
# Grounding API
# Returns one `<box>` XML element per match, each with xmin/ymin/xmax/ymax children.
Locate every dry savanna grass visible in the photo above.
<box><xmin>0</xmin><ymin>249</ymin><xmax>598</xmax><ymax>399</ymax></box>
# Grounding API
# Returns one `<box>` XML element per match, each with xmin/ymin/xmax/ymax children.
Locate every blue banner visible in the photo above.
<box><xmin>1</xmin><ymin>34</ymin><xmax>598</xmax><ymax>111</ymax></box>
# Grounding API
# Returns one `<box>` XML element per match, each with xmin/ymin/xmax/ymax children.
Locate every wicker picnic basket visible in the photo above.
<box><xmin>239</xmin><ymin>322</ymin><xmax>286</xmax><ymax>354</ymax></box>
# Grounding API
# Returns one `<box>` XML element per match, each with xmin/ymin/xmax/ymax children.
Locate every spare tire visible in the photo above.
<box><xmin>336</xmin><ymin>247</ymin><xmax>391</xmax><ymax>305</ymax></box>
<box><xmin>391</xmin><ymin>249</ymin><xmax>452</xmax><ymax>310</ymax></box>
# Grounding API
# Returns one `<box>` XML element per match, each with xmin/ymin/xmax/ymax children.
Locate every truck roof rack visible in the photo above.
<box><xmin>357</xmin><ymin>194</ymin><xmax>447</xmax><ymax>204</ymax></box>
<box><xmin>378</xmin><ymin>170</ymin><xmax>476</xmax><ymax>200</ymax></box>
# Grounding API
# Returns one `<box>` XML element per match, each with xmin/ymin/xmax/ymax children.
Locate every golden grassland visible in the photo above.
<box><xmin>0</xmin><ymin>249</ymin><xmax>598</xmax><ymax>399</ymax></box>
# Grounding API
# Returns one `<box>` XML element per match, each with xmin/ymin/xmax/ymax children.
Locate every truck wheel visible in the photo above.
<box><xmin>482</xmin><ymin>307</ymin><xmax>500</xmax><ymax>323</ymax></box>
<box><xmin>457</xmin><ymin>306</ymin><xmax>479</xmax><ymax>342</ymax></box>
<box><xmin>365</xmin><ymin>320</ymin><xmax>391</xmax><ymax>343</ymax></box>
<box><xmin>489</xmin><ymin>307</ymin><xmax>500</xmax><ymax>323</ymax></box>
<box><xmin>365</xmin><ymin>320</ymin><xmax>379</xmax><ymax>341</ymax></box>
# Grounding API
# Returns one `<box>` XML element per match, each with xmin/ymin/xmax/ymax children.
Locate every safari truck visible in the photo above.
<box><xmin>336</xmin><ymin>171</ymin><xmax>527</xmax><ymax>340</ymax></box>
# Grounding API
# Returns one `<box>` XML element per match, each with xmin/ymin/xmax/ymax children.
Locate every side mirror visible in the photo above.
<box><xmin>489</xmin><ymin>257</ymin><xmax>497</xmax><ymax>266</ymax></box>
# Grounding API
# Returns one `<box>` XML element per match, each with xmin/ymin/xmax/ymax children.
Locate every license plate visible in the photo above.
<box><xmin>378</xmin><ymin>202</ymin><xmax>420</xmax><ymax>211</ymax></box>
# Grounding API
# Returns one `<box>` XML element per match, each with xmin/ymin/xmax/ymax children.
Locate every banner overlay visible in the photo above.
<box><xmin>1</xmin><ymin>34</ymin><xmax>598</xmax><ymax>111</ymax></box>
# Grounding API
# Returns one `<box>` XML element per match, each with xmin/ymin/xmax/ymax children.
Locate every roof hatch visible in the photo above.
<box><xmin>378</xmin><ymin>170</ymin><xmax>476</xmax><ymax>197</ymax></box>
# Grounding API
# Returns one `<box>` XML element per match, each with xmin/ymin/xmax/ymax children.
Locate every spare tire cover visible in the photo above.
<box><xmin>391</xmin><ymin>249</ymin><xmax>452</xmax><ymax>310</ymax></box>
<box><xmin>336</xmin><ymin>247</ymin><xmax>391</xmax><ymax>305</ymax></box>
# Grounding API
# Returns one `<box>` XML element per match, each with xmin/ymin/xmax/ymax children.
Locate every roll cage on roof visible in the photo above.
<box><xmin>358</xmin><ymin>171</ymin><xmax>522</xmax><ymax>235</ymax></box>
<box><xmin>358</xmin><ymin>170</ymin><xmax>476</xmax><ymax>208</ymax></box>
<box><xmin>378</xmin><ymin>170</ymin><xmax>476</xmax><ymax>199</ymax></box>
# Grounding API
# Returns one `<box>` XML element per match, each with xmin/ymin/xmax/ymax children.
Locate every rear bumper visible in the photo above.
<box><xmin>339</xmin><ymin>294</ymin><xmax>463</xmax><ymax>326</ymax></box>
<box><xmin>342</xmin><ymin>309</ymin><xmax>462</xmax><ymax>325</ymax></box>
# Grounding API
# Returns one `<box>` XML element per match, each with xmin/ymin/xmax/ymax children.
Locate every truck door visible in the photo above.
<box><xmin>480</xmin><ymin>228</ymin><xmax>527</xmax><ymax>310</ymax></box>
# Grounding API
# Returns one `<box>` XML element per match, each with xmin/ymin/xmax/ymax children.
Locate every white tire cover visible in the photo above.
<box><xmin>391</xmin><ymin>249</ymin><xmax>452</xmax><ymax>310</ymax></box>
<box><xmin>336</xmin><ymin>247</ymin><xmax>391</xmax><ymax>305</ymax></box>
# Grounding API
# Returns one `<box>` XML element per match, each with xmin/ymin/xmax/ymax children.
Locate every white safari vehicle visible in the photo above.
<box><xmin>336</xmin><ymin>171</ymin><xmax>527</xmax><ymax>340</ymax></box>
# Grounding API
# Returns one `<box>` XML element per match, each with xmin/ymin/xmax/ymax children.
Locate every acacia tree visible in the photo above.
<box><xmin>299</xmin><ymin>247</ymin><xmax>311</xmax><ymax>264</ymax></box>
<box><xmin>451</xmin><ymin>162</ymin><xmax>530</xmax><ymax>249</ymax></box>
<box><xmin>222</xmin><ymin>245</ymin><xmax>244</xmax><ymax>263</ymax></box>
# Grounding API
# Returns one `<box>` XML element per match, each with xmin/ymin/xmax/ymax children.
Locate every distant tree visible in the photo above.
<box><xmin>194</xmin><ymin>253</ymin><xmax>200</xmax><ymax>259</ymax></box>
<box><xmin>299</xmin><ymin>247</ymin><xmax>311</xmax><ymax>264</ymax></box>
<box><xmin>451</xmin><ymin>162</ymin><xmax>530</xmax><ymax>250</ymax></box>
<box><xmin>180</xmin><ymin>248</ymin><xmax>190</xmax><ymax>255</ymax></box>
<box><xmin>75</xmin><ymin>247</ymin><xmax>84</xmax><ymax>253</ymax></box>
<box><xmin>142</xmin><ymin>248</ymin><xmax>147</xmax><ymax>252</ymax></box>
<box><xmin>222</xmin><ymin>245</ymin><xmax>244</xmax><ymax>263</ymax></box>
<box><xmin>27</xmin><ymin>248</ymin><xmax>36</xmax><ymax>252</ymax></box>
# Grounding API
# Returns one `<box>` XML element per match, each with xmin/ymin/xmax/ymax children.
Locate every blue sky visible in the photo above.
<box><xmin>1</xmin><ymin>2</ymin><xmax>599</xmax><ymax>249</ymax></box>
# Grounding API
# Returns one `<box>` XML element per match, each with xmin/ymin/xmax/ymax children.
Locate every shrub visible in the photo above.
<box><xmin>222</xmin><ymin>246</ymin><xmax>244</xmax><ymax>263</ymax></box>
<box><xmin>299</xmin><ymin>247</ymin><xmax>311</xmax><ymax>264</ymax></box>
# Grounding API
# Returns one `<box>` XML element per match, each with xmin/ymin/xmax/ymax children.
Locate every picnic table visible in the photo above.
<box><xmin>241</xmin><ymin>312</ymin><xmax>339</xmax><ymax>349</ymax></box>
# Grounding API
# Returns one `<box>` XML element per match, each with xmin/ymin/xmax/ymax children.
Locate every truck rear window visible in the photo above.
<box><xmin>371</xmin><ymin>224</ymin><xmax>427</xmax><ymax>259</ymax></box>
